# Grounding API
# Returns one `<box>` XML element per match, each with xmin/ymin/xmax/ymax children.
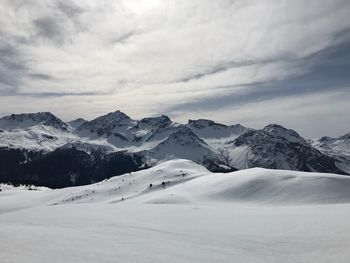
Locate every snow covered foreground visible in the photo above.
<box><xmin>1</xmin><ymin>159</ymin><xmax>350</xmax><ymax>263</ymax></box>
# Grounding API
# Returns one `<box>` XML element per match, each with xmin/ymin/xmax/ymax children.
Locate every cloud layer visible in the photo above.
<box><xmin>0</xmin><ymin>0</ymin><xmax>349</xmax><ymax>137</ymax></box>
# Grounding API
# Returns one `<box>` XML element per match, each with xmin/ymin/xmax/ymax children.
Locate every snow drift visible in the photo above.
<box><xmin>2</xmin><ymin>160</ymin><xmax>350</xmax><ymax>263</ymax></box>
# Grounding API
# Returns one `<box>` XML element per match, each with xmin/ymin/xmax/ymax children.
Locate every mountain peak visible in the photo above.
<box><xmin>0</xmin><ymin>112</ymin><xmax>68</xmax><ymax>130</ymax></box>
<box><xmin>263</xmin><ymin>123</ymin><xmax>287</xmax><ymax>131</ymax></box>
<box><xmin>231</xmin><ymin>124</ymin><xmax>343</xmax><ymax>173</ymax></box>
<box><xmin>107</xmin><ymin>110</ymin><xmax>131</xmax><ymax>120</ymax></box>
<box><xmin>262</xmin><ymin>124</ymin><xmax>303</xmax><ymax>142</ymax></box>
<box><xmin>140</xmin><ymin>115</ymin><xmax>171</xmax><ymax>125</ymax></box>
<box><xmin>188</xmin><ymin>119</ymin><xmax>225</xmax><ymax>129</ymax></box>
<box><xmin>84</xmin><ymin>110</ymin><xmax>132</xmax><ymax>124</ymax></box>
<box><xmin>78</xmin><ymin>110</ymin><xmax>134</xmax><ymax>136</ymax></box>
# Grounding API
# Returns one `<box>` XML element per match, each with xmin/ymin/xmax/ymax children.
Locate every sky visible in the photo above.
<box><xmin>0</xmin><ymin>0</ymin><xmax>349</xmax><ymax>138</ymax></box>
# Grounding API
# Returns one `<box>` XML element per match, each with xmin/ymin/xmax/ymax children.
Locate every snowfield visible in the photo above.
<box><xmin>1</xmin><ymin>159</ymin><xmax>350</xmax><ymax>263</ymax></box>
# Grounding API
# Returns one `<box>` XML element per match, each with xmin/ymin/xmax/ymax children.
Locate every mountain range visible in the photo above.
<box><xmin>0</xmin><ymin>111</ymin><xmax>348</xmax><ymax>188</ymax></box>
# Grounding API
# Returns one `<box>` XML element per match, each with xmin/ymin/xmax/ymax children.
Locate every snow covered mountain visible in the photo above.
<box><xmin>0</xmin><ymin>112</ymin><xmax>69</xmax><ymax>131</ymax></box>
<box><xmin>312</xmin><ymin>132</ymin><xmax>350</xmax><ymax>173</ymax></box>
<box><xmin>78</xmin><ymin>110</ymin><xmax>136</xmax><ymax>137</ymax></box>
<box><xmin>0</xmin><ymin>112</ymin><xmax>75</xmax><ymax>151</ymax></box>
<box><xmin>226</xmin><ymin>124</ymin><xmax>345</xmax><ymax>174</ymax></box>
<box><xmin>0</xmin><ymin>111</ymin><xmax>348</xmax><ymax>187</ymax></box>
<box><xmin>76</xmin><ymin>111</ymin><xmax>181</xmax><ymax>151</ymax></box>
<box><xmin>144</xmin><ymin>125</ymin><xmax>217</xmax><ymax>164</ymax></box>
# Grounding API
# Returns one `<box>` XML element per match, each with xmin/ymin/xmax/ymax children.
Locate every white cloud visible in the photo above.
<box><xmin>0</xmin><ymin>0</ymin><xmax>349</xmax><ymax>136</ymax></box>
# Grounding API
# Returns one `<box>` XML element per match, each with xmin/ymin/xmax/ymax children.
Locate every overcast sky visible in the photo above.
<box><xmin>0</xmin><ymin>0</ymin><xmax>349</xmax><ymax>138</ymax></box>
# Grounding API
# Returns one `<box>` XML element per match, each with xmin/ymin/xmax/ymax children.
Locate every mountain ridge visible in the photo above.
<box><xmin>0</xmin><ymin>110</ymin><xmax>348</xmax><ymax>188</ymax></box>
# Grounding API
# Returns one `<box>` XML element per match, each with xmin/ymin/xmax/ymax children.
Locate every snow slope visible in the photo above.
<box><xmin>1</xmin><ymin>160</ymin><xmax>350</xmax><ymax>263</ymax></box>
<box><xmin>2</xmin><ymin>159</ymin><xmax>350</xmax><ymax>209</ymax></box>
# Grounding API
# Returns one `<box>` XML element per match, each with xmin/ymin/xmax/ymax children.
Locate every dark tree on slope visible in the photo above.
<box><xmin>202</xmin><ymin>155</ymin><xmax>237</xmax><ymax>173</ymax></box>
<box><xmin>218</xmin><ymin>147</ymin><xmax>232</xmax><ymax>167</ymax></box>
<box><xmin>0</xmin><ymin>147</ymin><xmax>147</xmax><ymax>188</ymax></box>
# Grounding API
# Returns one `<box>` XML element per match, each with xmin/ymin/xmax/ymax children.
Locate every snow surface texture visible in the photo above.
<box><xmin>1</xmin><ymin>159</ymin><xmax>350</xmax><ymax>262</ymax></box>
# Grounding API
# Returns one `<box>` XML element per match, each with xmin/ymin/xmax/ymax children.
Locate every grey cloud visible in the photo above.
<box><xmin>0</xmin><ymin>0</ymin><xmax>349</xmax><ymax>137</ymax></box>
<box><xmin>28</xmin><ymin>73</ymin><xmax>55</xmax><ymax>81</ymax></box>
<box><xmin>110</xmin><ymin>31</ymin><xmax>138</xmax><ymax>45</ymax></box>
<box><xmin>164</xmin><ymin>38</ymin><xmax>350</xmax><ymax>113</ymax></box>
<box><xmin>169</xmin><ymin>58</ymin><xmax>288</xmax><ymax>84</ymax></box>
<box><xmin>33</xmin><ymin>17</ymin><xmax>65</xmax><ymax>44</ymax></box>
<box><xmin>15</xmin><ymin>91</ymin><xmax>104</xmax><ymax>98</ymax></box>
<box><xmin>56</xmin><ymin>0</ymin><xmax>85</xmax><ymax>18</ymax></box>
<box><xmin>169</xmin><ymin>27</ymin><xmax>350</xmax><ymax>85</ymax></box>
<box><xmin>0</xmin><ymin>43</ymin><xmax>26</xmax><ymax>94</ymax></box>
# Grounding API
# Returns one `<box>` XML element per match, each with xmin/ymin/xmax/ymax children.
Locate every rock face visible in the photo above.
<box><xmin>0</xmin><ymin>111</ymin><xmax>348</xmax><ymax>188</ymax></box>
